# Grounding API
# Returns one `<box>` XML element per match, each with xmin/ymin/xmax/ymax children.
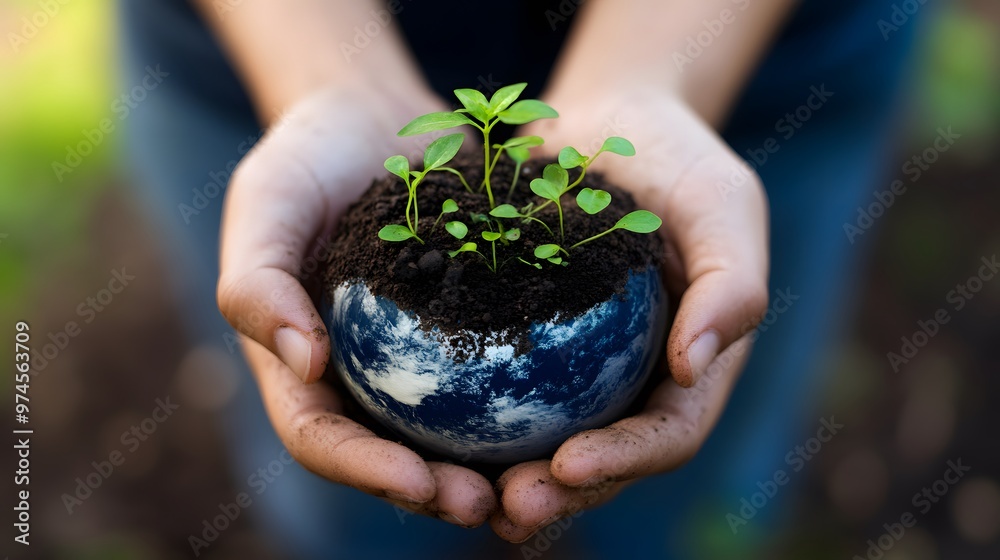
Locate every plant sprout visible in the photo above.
<box><xmin>378</xmin><ymin>133</ymin><xmax>464</xmax><ymax>243</ymax></box>
<box><xmin>377</xmin><ymin>82</ymin><xmax>664</xmax><ymax>273</ymax></box>
<box><xmin>398</xmin><ymin>83</ymin><xmax>557</xmax><ymax>209</ymax></box>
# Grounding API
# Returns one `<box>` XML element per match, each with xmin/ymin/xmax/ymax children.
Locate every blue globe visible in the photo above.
<box><xmin>325</xmin><ymin>267</ymin><xmax>669</xmax><ymax>463</ymax></box>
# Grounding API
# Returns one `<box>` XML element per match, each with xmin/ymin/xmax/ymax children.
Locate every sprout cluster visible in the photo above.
<box><xmin>377</xmin><ymin>83</ymin><xmax>662</xmax><ymax>271</ymax></box>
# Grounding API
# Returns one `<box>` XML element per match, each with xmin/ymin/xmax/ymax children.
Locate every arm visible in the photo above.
<box><xmin>190</xmin><ymin>0</ymin><xmax>497</xmax><ymax>527</ymax></box>
<box><xmin>494</xmin><ymin>0</ymin><xmax>795</xmax><ymax>542</ymax></box>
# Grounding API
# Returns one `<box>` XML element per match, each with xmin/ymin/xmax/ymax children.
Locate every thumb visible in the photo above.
<box><xmin>217</xmin><ymin>146</ymin><xmax>332</xmax><ymax>383</ymax></box>
<box><xmin>662</xmin><ymin>156</ymin><xmax>770</xmax><ymax>388</ymax></box>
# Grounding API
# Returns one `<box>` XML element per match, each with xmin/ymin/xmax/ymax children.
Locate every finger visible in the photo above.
<box><xmin>217</xmin><ymin>134</ymin><xmax>335</xmax><ymax>383</ymax></box>
<box><xmin>551</xmin><ymin>336</ymin><xmax>752</xmax><ymax>487</ymax></box>
<box><xmin>385</xmin><ymin>462</ymin><xmax>498</xmax><ymax>528</ymax></box>
<box><xmin>244</xmin><ymin>336</ymin><xmax>437</xmax><ymax>502</ymax></box>
<box><xmin>660</xmin><ymin>154</ymin><xmax>770</xmax><ymax>388</ymax></box>
<box><xmin>490</xmin><ymin>461</ymin><xmax>624</xmax><ymax>543</ymax></box>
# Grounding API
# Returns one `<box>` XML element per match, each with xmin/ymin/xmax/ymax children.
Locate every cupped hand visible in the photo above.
<box><xmin>491</xmin><ymin>88</ymin><xmax>771</xmax><ymax>542</ymax></box>
<box><xmin>216</xmin><ymin>84</ymin><xmax>498</xmax><ymax>528</ymax></box>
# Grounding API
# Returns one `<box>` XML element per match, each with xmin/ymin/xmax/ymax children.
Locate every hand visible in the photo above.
<box><xmin>216</xmin><ymin>84</ymin><xmax>498</xmax><ymax>528</ymax></box>
<box><xmin>491</xmin><ymin>88</ymin><xmax>770</xmax><ymax>542</ymax></box>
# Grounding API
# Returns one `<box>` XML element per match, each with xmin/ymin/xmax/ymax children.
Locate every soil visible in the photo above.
<box><xmin>325</xmin><ymin>152</ymin><xmax>663</xmax><ymax>354</ymax></box>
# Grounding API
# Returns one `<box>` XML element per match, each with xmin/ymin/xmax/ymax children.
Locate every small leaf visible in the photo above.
<box><xmin>448</xmin><ymin>242</ymin><xmax>478</xmax><ymax>258</ymax></box>
<box><xmin>489</xmin><ymin>83</ymin><xmax>527</xmax><ymax>113</ymax></box>
<box><xmin>502</xmin><ymin>135</ymin><xmax>545</xmax><ymax>149</ymax></box>
<box><xmin>615</xmin><ymin>210</ymin><xmax>662</xmax><ymax>233</ymax></box>
<box><xmin>378</xmin><ymin>225</ymin><xmax>416</xmax><ymax>242</ymax></box>
<box><xmin>454</xmin><ymin>89</ymin><xmax>490</xmax><ymax>121</ymax></box>
<box><xmin>442</xmin><ymin>199</ymin><xmax>459</xmax><ymax>214</ymax></box>
<box><xmin>507</xmin><ymin>146</ymin><xmax>531</xmax><ymax>164</ymax></box>
<box><xmin>576</xmin><ymin>188</ymin><xmax>612</xmax><ymax>215</ymax></box>
<box><xmin>482</xmin><ymin>231</ymin><xmax>502</xmax><ymax>242</ymax></box>
<box><xmin>530</xmin><ymin>178</ymin><xmax>562</xmax><ymax>202</ymax></box>
<box><xmin>490</xmin><ymin>204</ymin><xmax>521</xmax><ymax>218</ymax></box>
<box><xmin>547</xmin><ymin>257</ymin><xmax>562</xmax><ymax>265</ymax></box>
<box><xmin>558</xmin><ymin>146</ymin><xmax>587</xmax><ymax>169</ymax></box>
<box><xmin>542</xmin><ymin>163</ymin><xmax>569</xmax><ymax>189</ymax></box>
<box><xmin>398</xmin><ymin>112</ymin><xmax>474</xmax><ymax>136</ymax></box>
<box><xmin>469</xmin><ymin>212</ymin><xmax>490</xmax><ymax>224</ymax></box>
<box><xmin>600</xmin><ymin>137</ymin><xmax>636</xmax><ymax>157</ymax></box>
<box><xmin>497</xmin><ymin>99</ymin><xmax>559</xmax><ymax>125</ymax></box>
<box><xmin>424</xmin><ymin>133</ymin><xmax>464</xmax><ymax>170</ymax></box>
<box><xmin>534</xmin><ymin>244</ymin><xmax>561</xmax><ymax>259</ymax></box>
<box><xmin>445</xmin><ymin>221</ymin><xmax>468</xmax><ymax>239</ymax></box>
<box><xmin>504</xmin><ymin>228</ymin><xmax>521</xmax><ymax>241</ymax></box>
<box><xmin>384</xmin><ymin>156</ymin><xmax>410</xmax><ymax>182</ymax></box>
<box><xmin>518</xmin><ymin>257</ymin><xmax>543</xmax><ymax>270</ymax></box>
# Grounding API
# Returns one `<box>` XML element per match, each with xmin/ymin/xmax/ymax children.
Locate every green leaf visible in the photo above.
<box><xmin>441</xmin><ymin>199</ymin><xmax>458</xmax><ymax>214</ymax></box>
<box><xmin>576</xmin><ymin>188</ymin><xmax>612</xmax><ymax>215</ymax></box>
<box><xmin>530</xmin><ymin>178</ymin><xmax>562</xmax><ymax>202</ymax></box>
<box><xmin>453</xmin><ymin>89</ymin><xmax>490</xmax><ymax>121</ymax></box>
<box><xmin>398</xmin><ymin>112</ymin><xmax>474</xmax><ymax>136</ymax></box>
<box><xmin>504</xmin><ymin>228</ymin><xmax>521</xmax><ymax>241</ymax></box>
<box><xmin>600</xmin><ymin>137</ymin><xmax>636</xmax><ymax>157</ymax></box>
<box><xmin>547</xmin><ymin>257</ymin><xmax>563</xmax><ymax>265</ymax></box>
<box><xmin>534</xmin><ymin>244</ymin><xmax>561</xmax><ymax>259</ymax></box>
<box><xmin>482</xmin><ymin>231</ymin><xmax>502</xmax><ymax>242</ymax></box>
<box><xmin>558</xmin><ymin>146</ymin><xmax>587</xmax><ymax>169</ymax></box>
<box><xmin>542</xmin><ymin>163</ymin><xmax>569</xmax><ymax>189</ymax></box>
<box><xmin>384</xmin><ymin>156</ymin><xmax>410</xmax><ymax>182</ymax></box>
<box><xmin>489</xmin><ymin>83</ymin><xmax>527</xmax><ymax>113</ymax></box>
<box><xmin>445</xmin><ymin>221</ymin><xmax>468</xmax><ymax>239</ymax></box>
<box><xmin>378</xmin><ymin>225</ymin><xmax>416</xmax><ymax>242</ymax></box>
<box><xmin>615</xmin><ymin>210</ymin><xmax>662</xmax><ymax>233</ymax></box>
<box><xmin>448</xmin><ymin>242</ymin><xmax>478</xmax><ymax>258</ymax></box>
<box><xmin>497</xmin><ymin>99</ymin><xmax>559</xmax><ymax>125</ymax></box>
<box><xmin>507</xmin><ymin>146</ymin><xmax>531</xmax><ymax>164</ymax></box>
<box><xmin>469</xmin><ymin>212</ymin><xmax>490</xmax><ymax>224</ymax></box>
<box><xmin>502</xmin><ymin>135</ymin><xmax>545</xmax><ymax>149</ymax></box>
<box><xmin>518</xmin><ymin>257</ymin><xmax>543</xmax><ymax>270</ymax></box>
<box><xmin>489</xmin><ymin>204</ymin><xmax>521</xmax><ymax>218</ymax></box>
<box><xmin>423</xmin><ymin>133</ymin><xmax>464</xmax><ymax>170</ymax></box>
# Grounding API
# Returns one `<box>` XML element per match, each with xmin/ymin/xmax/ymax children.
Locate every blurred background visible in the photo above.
<box><xmin>1</xmin><ymin>0</ymin><xmax>997</xmax><ymax>558</ymax></box>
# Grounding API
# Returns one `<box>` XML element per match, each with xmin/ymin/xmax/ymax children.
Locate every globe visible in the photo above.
<box><xmin>325</xmin><ymin>267</ymin><xmax>668</xmax><ymax>463</ymax></box>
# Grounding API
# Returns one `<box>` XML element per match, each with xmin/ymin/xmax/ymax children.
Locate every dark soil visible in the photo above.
<box><xmin>325</xmin><ymin>152</ymin><xmax>663</xmax><ymax>354</ymax></box>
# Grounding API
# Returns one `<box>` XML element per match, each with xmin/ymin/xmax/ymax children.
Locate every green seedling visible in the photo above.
<box><xmin>433</xmin><ymin>199</ymin><xmax>459</xmax><ymax>230</ymax></box>
<box><xmin>494</xmin><ymin>136</ymin><xmax>543</xmax><ymax>199</ymax></box>
<box><xmin>378</xmin><ymin>133</ymin><xmax>465</xmax><ymax>243</ymax></box>
<box><xmin>576</xmin><ymin>188</ymin><xmax>612</xmax><ymax>215</ymax></box>
<box><xmin>489</xmin><ymin>204</ymin><xmax>554</xmax><ymax>237</ymax></box>
<box><xmin>448</xmin><ymin>241</ymin><xmax>497</xmax><ymax>273</ymax></box>
<box><xmin>570</xmin><ymin>210</ymin><xmax>662</xmax><ymax>249</ymax></box>
<box><xmin>445</xmin><ymin>220</ymin><xmax>468</xmax><ymax>239</ymax></box>
<box><xmin>530</xmin><ymin>164</ymin><xmax>570</xmax><ymax>241</ymax></box>
<box><xmin>526</xmin><ymin>137</ymin><xmax>636</xmax><ymax>218</ymax></box>
<box><xmin>534</xmin><ymin>244</ymin><xmax>570</xmax><ymax>267</ymax></box>
<box><xmin>398</xmin><ymin>83</ymin><xmax>557</xmax><ymax>209</ymax></box>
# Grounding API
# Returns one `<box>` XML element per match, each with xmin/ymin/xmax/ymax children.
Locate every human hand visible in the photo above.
<box><xmin>491</xmin><ymin>88</ymin><xmax>770</xmax><ymax>542</ymax></box>
<box><xmin>216</xmin><ymin>84</ymin><xmax>498</xmax><ymax>527</ymax></box>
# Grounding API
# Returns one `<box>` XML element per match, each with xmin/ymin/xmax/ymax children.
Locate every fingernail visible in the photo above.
<box><xmin>687</xmin><ymin>330</ymin><xmax>721</xmax><ymax>386</ymax></box>
<box><xmin>385</xmin><ymin>490</ymin><xmax>427</xmax><ymax>504</ymax></box>
<box><xmin>275</xmin><ymin>327</ymin><xmax>312</xmax><ymax>382</ymax></box>
<box><xmin>438</xmin><ymin>512</ymin><xmax>470</xmax><ymax>527</ymax></box>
